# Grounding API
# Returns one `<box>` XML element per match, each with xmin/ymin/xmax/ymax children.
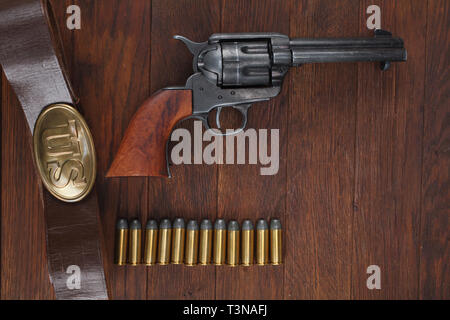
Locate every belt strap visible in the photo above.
<box><xmin>0</xmin><ymin>0</ymin><xmax>108</xmax><ymax>299</ymax></box>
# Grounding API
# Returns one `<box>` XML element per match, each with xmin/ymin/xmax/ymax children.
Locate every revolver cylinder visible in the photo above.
<box><xmin>221</xmin><ymin>41</ymin><xmax>271</xmax><ymax>87</ymax></box>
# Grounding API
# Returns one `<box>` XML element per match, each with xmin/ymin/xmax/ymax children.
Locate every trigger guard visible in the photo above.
<box><xmin>213</xmin><ymin>105</ymin><xmax>251</xmax><ymax>136</ymax></box>
<box><xmin>234</xmin><ymin>105</ymin><xmax>250</xmax><ymax>129</ymax></box>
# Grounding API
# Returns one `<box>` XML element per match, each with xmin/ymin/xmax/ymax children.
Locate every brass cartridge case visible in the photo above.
<box><xmin>171</xmin><ymin>218</ymin><xmax>185</xmax><ymax>264</ymax></box>
<box><xmin>157</xmin><ymin>219</ymin><xmax>172</xmax><ymax>265</ymax></box>
<box><xmin>114</xmin><ymin>219</ymin><xmax>129</xmax><ymax>266</ymax></box>
<box><xmin>213</xmin><ymin>219</ymin><xmax>227</xmax><ymax>265</ymax></box>
<box><xmin>270</xmin><ymin>219</ymin><xmax>283</xmax><ymax>265</ymax></box>
<box><xmin>144</xmin><ymin>220</ymin><xmax>158</xmax><ymax>266</ymax></box>
<box><xmin>184</xmin><ymin>220</ymin><xmax>199</xmax><ymax>266</ymax></box>
<box><xmin>241</xmin><ymin>220</ymin><xmax>254</xmax><ymax>266</ymax></box>
<box><xmin>226</xmin><ymin>220</ymin><xmax>240</xmax><ymax>267</ymax></box>
<box><xmin>256</xmin><ymin>219</ymin><xmax>269</xmax><ymax>266</ymax></box>
<box><xmin>198</xmin><ymin>219</ymin><xmax>213</xmax><ymax>265</ymax></box>
<box><xmin>128</xmin><ymin>219</ymin><xmax>142</xmax><ymax>266</ymax></box>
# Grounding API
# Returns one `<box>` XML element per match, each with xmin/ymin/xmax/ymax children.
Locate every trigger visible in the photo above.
<box><xmin>216</xmin><ymin>107</ymin><xmax>223</xmax><ymax>129</ymax></box>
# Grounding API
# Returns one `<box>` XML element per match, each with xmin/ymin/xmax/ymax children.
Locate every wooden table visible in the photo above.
<box><xmin>1</xmin><ymin>0</ymin><xmax>448</xmax><ymax>299</ymax></box>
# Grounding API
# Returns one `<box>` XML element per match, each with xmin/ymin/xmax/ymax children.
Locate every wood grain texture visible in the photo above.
<box><xmin>146</xmin><ymin>0</ymin><xmax>220</xmax><ymax>300</ymax></box>
<box><xmin>1</xmin><ymin>0</ymin><xmax>448</xmax><ymax>300</ymax></box>
<box><xmin>215</xmin><ymin>0</ymin><xmax>289</xmax><ymax>300</ymax></box>
<box><xmin>63</xmin><ymin>0</ymin><xmax>152</xmax><ymax>299</ymax></box>
<box><xmin>286</xmin><ymin>0</ymin><xmax>359</xmax><ymax>300</ymax></box>
<box><xmin>1</xmin><ymin>74</ymin><xmax>54</xmax><ymax>299</ymax></box>
<box><xmin>107</xmin><ymin>90</ymin><xmax>193</xmax><ymax>178</ymax></box>
<box><xmin>420</xmin><ymin>0</ymin><xmax>449</xmax><ymax>299</ymax></box>
<box><xmin>352</xmin><ymin>0</ymin><xmax>425</xmax><ymax>299</ymax></box>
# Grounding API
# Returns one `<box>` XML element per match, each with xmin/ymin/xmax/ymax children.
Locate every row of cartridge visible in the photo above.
<box><xmin>115</xmin><ymin>218</ymin><xmax>282</xmax><ymax>267</ymax></box>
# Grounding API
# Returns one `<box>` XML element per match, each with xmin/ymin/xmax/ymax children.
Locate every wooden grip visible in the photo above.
<box><xmin>107</xmin><ymin>89</ymin><xmax>192</xmax><ymax>177</ymax></box>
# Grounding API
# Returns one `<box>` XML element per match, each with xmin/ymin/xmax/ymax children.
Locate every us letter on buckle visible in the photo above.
<box><xmin>33</xmin><ymin>104</ymin><xmax>97</xmax><ymax>203</ymax></box>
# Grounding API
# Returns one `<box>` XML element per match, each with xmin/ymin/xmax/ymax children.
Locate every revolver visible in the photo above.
<box><xmin>107</xmin><ymin>30</ymin><xmax>406</xmax><ymax>178</ymax></box>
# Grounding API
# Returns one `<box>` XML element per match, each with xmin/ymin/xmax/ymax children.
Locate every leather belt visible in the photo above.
<box><xmin>0</xmin><ymin>0</ymin><xmax>108</xmax><ymax>299</ymax></box>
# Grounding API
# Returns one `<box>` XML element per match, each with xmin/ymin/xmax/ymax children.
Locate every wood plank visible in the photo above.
<box><xmin>287</xmin><ymin>0</ymin><xmax>359</xmax><ymax>300</ymax></box>
<box><xmin>146</xmin><ymin>0</ymin><xmax>220</xmax><ymax>300</ymax></box>
<box><xmin>420</xmin><ymin>0</ymin><xmax>449</xmax><ymax>300</ymax></box>
<box><xmin>214</xmin><ymin>0</ymin><xmax>289</xmax><ymax>300</ymax></box>
<box><xmin>0</xmin><ymin>0</ymin><xmax>448</xmax><ymax>300</ymax></box>
<box><xmin>352</xmin><ymin>0</ymin><xmax>425</xmax><ymax>299</ymax></box>
<box><xmin>1</xmin><ymin>73</ymin><xmax>54</xmax><ymax>299</ymax></box>
<box><xmin>66</xmin><ymin>0</ymin><xmax>151</xmax><ymax>299</ymax></box>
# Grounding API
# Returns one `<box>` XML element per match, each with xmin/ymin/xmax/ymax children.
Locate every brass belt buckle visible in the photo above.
<box><xmin>33</xmin><ymin>103</ymin><xmax>96</xmax><ymax>202</ymax></box>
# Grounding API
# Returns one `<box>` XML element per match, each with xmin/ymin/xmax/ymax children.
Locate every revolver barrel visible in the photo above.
<box><xmin>290</xmin><ymin>34</ymin><xmax>406</xmax><ymax>66</ymax></box>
